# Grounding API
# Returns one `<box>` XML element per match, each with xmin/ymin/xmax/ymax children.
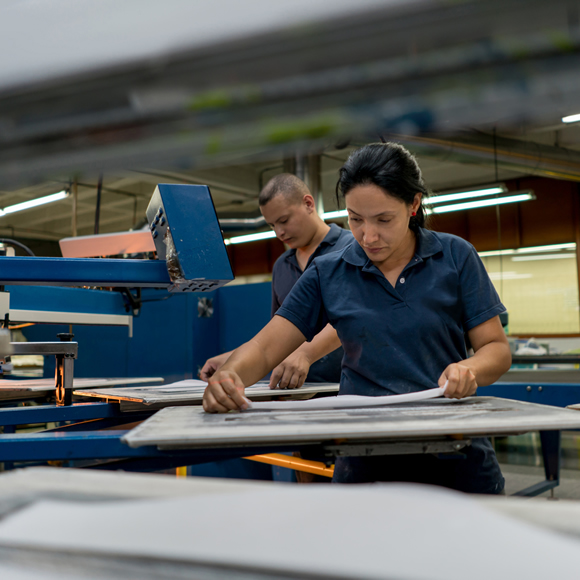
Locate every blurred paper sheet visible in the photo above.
<box><xmin>1</xmin><ymin>484</ymin><xmax>580</xmax><ymax>580</ymax></box>
<box><xmin>245</xmin><ymin>386</ymin><xmax>445</xmax><ymax>411</ymax></box>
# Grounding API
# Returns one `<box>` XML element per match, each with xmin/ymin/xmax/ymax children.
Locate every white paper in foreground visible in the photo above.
<box><xmin>0</xmin><ymin>484</ymin><xmax>579</xmax><ymax>580</ymax></box>
<box><xmin>245</xmin><ymin>385</ymin><xmax>446</xmax><ymax>411</ymax></box>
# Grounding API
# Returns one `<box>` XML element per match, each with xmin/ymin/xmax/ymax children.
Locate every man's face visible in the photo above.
<box><xmin>260</xmin><ymin>195</ymin><xmax>313</xmax><ymax>249</ymax></box>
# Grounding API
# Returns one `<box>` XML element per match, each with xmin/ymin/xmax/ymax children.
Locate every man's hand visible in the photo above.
<box><xmin>199</xmin><ymin>352</ymin><xmax>231</xmax><ymax>381</ymax></box>
<box><xmin>202</xmin><ymin>369</ymin><xmax>249</xmax><ymax>413</ymax></box>
<box><xmin>439</xmin><ymin>363</ymin><xmax>477</xmax><ymax>399</ymax></box>
<box><xmin>269</xmin><ymin>351</ymin><xmax>312</xmax><ymax>389</ymax></box>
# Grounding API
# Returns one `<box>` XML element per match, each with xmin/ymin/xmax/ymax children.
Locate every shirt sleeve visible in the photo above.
<box><xmin>459</xmin><ymin>246</ymin><xmax>506</xmax><ymax>331</ymax></box>
<box><xmin>274</xmin><ymin>263</ymin><xmax>329</xmax><ymax>341</ymax></box>
<box><xmin>270</xmin><ymin>259</ymin><xmax>284</xmax><ymax>318</ymax></box>
<box><xmin>271</xmin><ymin>278</ymin><xmax>281</xmax><ymax>318</ymax></box>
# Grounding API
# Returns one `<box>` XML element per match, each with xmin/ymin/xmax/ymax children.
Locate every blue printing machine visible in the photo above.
<box><xmin>0</xmin><ymin>182</ymin><xmax>577</xmax><ymax>486</ymax></box>
<box><xmin>0</xmin><ymin>182</ymin><xmax>283</xmax><ymax>479</ymax></box>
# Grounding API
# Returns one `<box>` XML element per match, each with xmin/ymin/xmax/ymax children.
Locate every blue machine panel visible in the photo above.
<box><xmin>0</xmin><ymin>257</ymin><xmax>171</xmax><ymax>287</ymax></box>
<box><xmin>483</xmin><ymin>383</ymin><xmax>580</xmax><ymax>409</ymax></box>
<box><xmin>6</xmin><ymin>285</ymin><xmax>129</xmax><ymax>314</ymax></box>
<box><xmin>146</xmin><ymin>184</ymin><xmax>233</xmax><ymax>292</ymax></box>
<box><xmin>217</xmin><ymin>282</ymin><xmax>271</xmax><ymax>352</ymax></box>
<box><xmin>22</xmin><ymin>288</ymin><xmax>220</xmax><ymax>384</ymax></box>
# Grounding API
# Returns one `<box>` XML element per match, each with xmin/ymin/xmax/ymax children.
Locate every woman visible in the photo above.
<box><xmin>203</xmin><ymin>142</ymin><xmax>512</xmax><ymax>494</ymax></box>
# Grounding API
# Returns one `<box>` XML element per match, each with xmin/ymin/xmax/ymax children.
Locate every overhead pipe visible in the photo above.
<box><xmin>391</xmin><ymin>133</ymin><xmax>580</xmax><ymax>183</ymax></box>
<box><xmin>219</xmin><ymin>215</ymin><xmax>266</xmax><ymax>232</ymax></box>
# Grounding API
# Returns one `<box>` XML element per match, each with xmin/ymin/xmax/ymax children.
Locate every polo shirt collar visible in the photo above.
<box><xmin>342</xmin><ymin>227</ymin><xmax>443</xmax><ymax>267</ymax></box>
<box><xmin>320</xmin><ymin>223</ymin><xmax>343</xmax><ymax>247</ymax></box>
<box><xmin>415</xmin><ymin>227</ymin><xmax>443</xmax><ymax>260</ymax></box>
<box><xmin>284</xmin><ymin>223</ymin><xmax>344</xmax><ymax>265</ymax></box>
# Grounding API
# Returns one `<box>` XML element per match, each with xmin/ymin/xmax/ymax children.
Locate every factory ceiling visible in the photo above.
<box><xmin>0</xmin><ymin>0</ymin><xmax>579</xmax><ymax>244</ymax></box>
<box><xmin>2</xmin><ymin>127</ymin><xmax>580</xmax><ymax>243</ymax></box>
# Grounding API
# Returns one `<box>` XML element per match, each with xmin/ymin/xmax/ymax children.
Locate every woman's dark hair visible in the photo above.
<box><xmin>336</xmin><ymin>142</ymin><xmax>430</xmax><ymax>230</ymax></box>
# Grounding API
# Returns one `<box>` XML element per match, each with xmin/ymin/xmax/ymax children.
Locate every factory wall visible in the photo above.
<box><xmin>431</xmin><ymin>177</ymin><xmax>580</xmax><ymax>251</ymax></box>
<box><xmin>434</xmin><ymin>176</ymin><xmax>580</xmax><ymax>337</ymax></box>
<box><xmin>226</xmin><ymin>237</ymin><xmax>285</xmax><ymax>277</ymax></box>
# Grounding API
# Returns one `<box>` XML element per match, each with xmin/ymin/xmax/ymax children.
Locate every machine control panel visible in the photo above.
<box><xmin>146</xmin><ymin>184</ymin><xmax>233</xmax><ymax>292</ymax></box>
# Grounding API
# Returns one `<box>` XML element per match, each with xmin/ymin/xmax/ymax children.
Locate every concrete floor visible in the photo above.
<box><xmin>501</xmin><ymin>463</ymin><xmax>580</xmax><ymax>499</ymax></box>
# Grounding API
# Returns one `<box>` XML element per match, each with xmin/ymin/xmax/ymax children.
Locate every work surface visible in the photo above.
<box><xmin>75</xmin><ymin>380</ymin><xmax>339</xmax><ymax>410</ymax></box>
<box><xmin>123</xmin><ymin>396</ymin><xmax>580</xmax><ymax>449</ymax></box>
<box><xmin>0</xmin><ymin>377</ymin><xmax>164</xmax><ymax>401</ymax></box>
<box><xmin>2</xmin><ymin>468</ymin><xmax>580</xmax><ymax>580</ymax></box>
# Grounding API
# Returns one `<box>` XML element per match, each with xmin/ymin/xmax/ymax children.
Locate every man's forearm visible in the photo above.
<box><xmin>292</xmin><ymin>324</ymin><xmax>341</xmax><ymax>365</ymax></box>
<box><xmin>220</xmin><ymin>315</ymin><xmax>308</xmax><ymax>386</ymax></box>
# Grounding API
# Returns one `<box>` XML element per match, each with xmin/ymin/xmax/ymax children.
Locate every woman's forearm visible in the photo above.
<box><xmin>462</xmin><ymin>341</ymin><xmax>512</xmax><ymax>387</ymax></box>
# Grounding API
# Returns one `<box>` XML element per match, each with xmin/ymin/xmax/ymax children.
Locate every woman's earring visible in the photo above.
<box><xmin>411</xmin><ymin>211</ymin><xmax>416</xmax><ymax>217</ymax></box>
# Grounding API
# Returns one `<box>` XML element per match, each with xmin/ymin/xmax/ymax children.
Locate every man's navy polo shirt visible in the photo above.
<box><xmin>271</xmin><ymin>223</ymin><xmax>353</xmax><ymax>383</ymax></box>
<box><xmin>276</xmin><ymin>227</ymin><xmax>506</xmax><ymax>494</ymax></box>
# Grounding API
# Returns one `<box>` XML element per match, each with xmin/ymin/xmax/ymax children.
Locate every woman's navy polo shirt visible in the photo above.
<box><xmin>276</xmin><ymin>227</ymin><xmax>506</xmax><ymax>396</ymax></box>
<box><xmin>276</xmin><ymin>228</ymin><xmax>506</xmax><ymax>494</ymax></box>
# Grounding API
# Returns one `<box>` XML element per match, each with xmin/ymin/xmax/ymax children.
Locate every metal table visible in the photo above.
<box><xmin>123</xmin><ymin>396</ymin><xmax>580</xmax><ymax>496</ymax></box>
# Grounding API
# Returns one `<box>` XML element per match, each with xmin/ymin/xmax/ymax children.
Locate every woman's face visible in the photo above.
<box><xmin>346</xmin><ymin>184</ymin><xmax>421</xmax><ymax>266</ymax></box>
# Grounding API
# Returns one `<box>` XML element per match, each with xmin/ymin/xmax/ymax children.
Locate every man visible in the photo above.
<box><xmin>200</xmin><ymin>173</ymin><xmax>352</xmax><ymax>388</ymax></box>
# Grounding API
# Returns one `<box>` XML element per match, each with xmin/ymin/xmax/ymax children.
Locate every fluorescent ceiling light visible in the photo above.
<box><xmin>322</xmin><ymin>209</ymin><xmax>348</xmax><ymax>220</ymax></box>
<box><xmin>511</xmin><ymin>253</ymin><xmax>576</xmax><ymax>262</ymax></box>
<box><xmin>226</xmin><ymin>230</ymin><xmax>276</xmax><ymax>245</ymax></box>
<box><xmin>515</xmin><ymin>242</ymin><xmax>576</xmax><ymax>254</ymax></box>
<box><xmin>478</xmin><ymin>242</ymin><xmax>576</xmax><ymax>258</ymax></box>
<box><xmin>427</xmin><ymin>185</ymin><xmax>506</xmax><ymax>206</ymax></box>
<box><xmin>562</xmin><ymin>113</ymin><xmax>580</xmax><ymax>124</ymax></box>
<box><xmin>0</xmin><ymin>190</ymin><xmax>69</xmax><ymax>216</ymax></box>
<box><xmin>487</xmin><ymin>271</ymin><xmax>532</xmax><ymax>280</ymax></box>
<box><xmin>479</xmin><ymin>249</ymin><xmax>516</xmax><ymax>257</ymax></box>
<box><xmin>431</xmin><ymin>192</ymin><xmax>534</xmax><ymax>214</ymax></box>
<box><xmin>479</xmin><ymin>242</ymin><xmax>576</xmax><ymax>258</ymax></box>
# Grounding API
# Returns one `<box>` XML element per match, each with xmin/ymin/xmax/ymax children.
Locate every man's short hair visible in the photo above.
<box><xmin>259</xmin><ymin>173</ymin><xmax>311</xmax><ymax>206</ymax></box>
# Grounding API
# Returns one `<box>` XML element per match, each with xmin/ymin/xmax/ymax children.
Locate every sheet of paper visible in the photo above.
<box><xmin>1</xmin><ymin>484</ymin><xmax>580</xmax><ymax>580</ymax></box>
<box><xmin>245</xmin><ymin>386</ymin><xmax>445</xmax><ymax>411</ymax></box>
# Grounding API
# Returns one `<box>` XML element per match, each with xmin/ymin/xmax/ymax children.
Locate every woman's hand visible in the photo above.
<box><xmin>269</xmin><ymin>351</ymin><xmax>312</xmax><ymax>389</ymax></box>
<box><xmin>202</xmin><ymin>370</ymin><xmax>249</xmax><ymax>413</ymax></box>
<box><xmin>438</xmin><ymin>363</ymin><xmax>478</xmax><ymax>399</ymax></box>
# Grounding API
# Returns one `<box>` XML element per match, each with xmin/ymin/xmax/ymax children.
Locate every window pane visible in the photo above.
<box><xmin>480</xmin><ymin>251</ymin><xmax>580</xmax><ymax>334</ymax></box>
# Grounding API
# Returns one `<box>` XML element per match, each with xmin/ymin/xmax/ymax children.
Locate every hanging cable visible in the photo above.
<box><xmin>493</xmin><ymin>128</ymin><xmax>503</xmax><ymax>300</ymax></box>
<box><xmin>94</xmin><ymin>173</ymin><xmax>103</xmax><ymax>235</ymax></box>
<box><xmin>0</xmin><ymin>238</ymin><xmax>35</xmax><ymax>256</ymax></box>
